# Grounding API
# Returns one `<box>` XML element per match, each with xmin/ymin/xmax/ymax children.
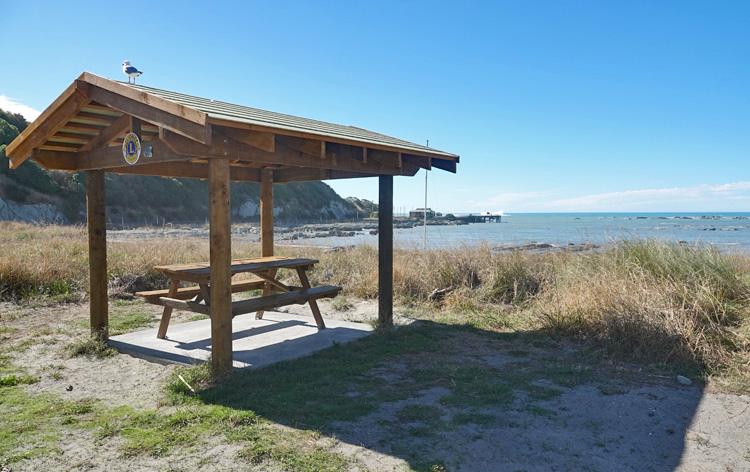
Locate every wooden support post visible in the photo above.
<box><xmin>257</xmin><ymin>168</ymin><xmax>274</xmax><ymax>320</ymax></box>
<box><xmin>378</xmin><ymin>175</ymin><xmax>393</xmax><ymax>327</ymax></box>
<box><xmin>87</xmin><ymin>170</ymin><xmax>108</xmax><ymax>338</ymax></box>
<box><xmin>260</xmin><ymin>168</ymin><xmax>274</xmax><ymax>257</ymax></box>
<box><xmin>130</xmin><ymin>116</ymin><xmax>142</xmax><ymax>138</ymax></box>
<box><xmin>209</xmin><ymin>158</ymin><xmax>233</xmax><ymax>375</ymax></box>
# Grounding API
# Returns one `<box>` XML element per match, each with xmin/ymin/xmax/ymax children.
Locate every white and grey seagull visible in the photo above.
<box><xmin>122</xmin><ymin>60</ymin><xmax>143</xmax><ymax>83</ymax></box>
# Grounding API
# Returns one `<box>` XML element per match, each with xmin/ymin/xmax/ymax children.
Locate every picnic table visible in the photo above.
<box><xmin>135</xmin><ymin>256</ymin><xmax>341</xmax><ymax>339</ymax></box>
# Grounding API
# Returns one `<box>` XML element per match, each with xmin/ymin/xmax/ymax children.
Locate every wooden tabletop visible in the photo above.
<box><xmin>153</xmin><ymin>256</ymin><xmax>318</xmax><ymax>282</ymax></box>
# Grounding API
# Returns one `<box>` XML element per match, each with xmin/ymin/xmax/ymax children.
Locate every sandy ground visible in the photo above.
<box><xmin>1</xmin><ymin>299</ymin><xmax>749</xmax><ymax>471</ymax></box>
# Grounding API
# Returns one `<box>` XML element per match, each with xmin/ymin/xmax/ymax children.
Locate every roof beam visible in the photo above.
<box><xmin>58</xmin><ymin>123</ymin><xmax>105</xmax><ymax>135</ymax></box>
<box><xmin>38</xmin><ymin>143</ymin><xmax>81</xmax><ymax>152</ymax></box>
<box><xmin>276</xmin><ymin>136</ymin><xmax>418</xmax><ymax>175</ymax></box>
<box><xmin>5</xmin><ymin>83</ymin><xmax>88</xmax><ymax>169</ymax></box>
<box><xmin>79</xmin><ymin>72</ymin><xmax>207</xmax><ymax>124</ymax></box>
<box><xmin>220</xmin><ymin>127</ymin><xmax>275</xmax><ymax>153</ymax></box>
<box><xmin>430</xmin><ymin>158</ymin><xmax>457</xmax><ymax>173</ymax></box>
<box><xmin>106</xmin><ymin>161</ymin><xmax>260</xmax><ymax>181</ymax></box>
<box><xmin>208</xmin><ymin>116</ymin><xmax>459</xmax><ymax>162</ymax></box>
<box><xmin>31</xmin><ymin>149</ymin><xmax>77</xmax><ymax>170</ymax></box>
<box><xmin>77</xmin><ymin>139</ymin><xmax>194</xmax><ymax>170</ymax></box>
<box><xmin>47</xmin><ymin>133</ymin><xmax>89</xmax><ymax>145</ymax></box>
<box><xmin>76</xmin><ymin>81</ymin><xmax>211</xmax><ymax>145</ymax></box>
<box><xmin>67</xmin><ymin>112</ymin><xmax>115</xmax><ymax>127</ymax></box>
<box><xmin>33</xmin><ymin>138</ymin><xmax>194</xmax><ymax>171</ymax></box>
<box><xmin>158</xmin><ymin>129</ymin><xmax>419</xmax><ymax>176</ymax></box>
<box><xmin>78</xmin><ymin>113</ymin><xmax>131</xmax><ymax>152</ymax></box>
<box><xmin>403</xmin><ymin>154</ymin><xmax>432</xmax><ymax>170</ymax></box>
<box><xmin>273</xmin><ymin>168</ymin><xmax>404</xmax><ymax>183</ymax></box>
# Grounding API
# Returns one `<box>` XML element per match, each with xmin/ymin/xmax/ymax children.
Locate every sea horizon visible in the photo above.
<box><xmin>281</xmin><ymin>211</ymin><xmax>750</xmax><ymax>252</ymax></box>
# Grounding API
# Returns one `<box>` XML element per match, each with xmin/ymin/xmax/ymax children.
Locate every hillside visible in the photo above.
<box><xmin>346</xmin><ymin>196</ymin><xmax>378</xmax><ymax>217</ymax></box>
<box><xmin>0</xmin><ymin>109</ymin><xmax>357</xmax><ymax>224</ymax></box>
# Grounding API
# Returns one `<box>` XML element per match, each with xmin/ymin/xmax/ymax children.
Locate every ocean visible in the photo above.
<box><xmin>279</xmin><ymin>213</ymin><xmax>750</xmax><ymax>252</ymax></box>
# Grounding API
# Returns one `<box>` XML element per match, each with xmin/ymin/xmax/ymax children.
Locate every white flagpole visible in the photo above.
<box><xmin>424</xmin><ymin>139</ymin><xmax>429</xmax><ymax>251</ymax></box>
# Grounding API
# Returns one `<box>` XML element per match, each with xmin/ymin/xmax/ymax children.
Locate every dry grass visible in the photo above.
<box><xmin>1</xmin><ymin>223</ymin><xmax>749</xmax><ymax>384</ymax></box>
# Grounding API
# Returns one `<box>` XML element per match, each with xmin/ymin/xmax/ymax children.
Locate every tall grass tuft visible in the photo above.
<box><xmin>534</xmin><ymin>241</ymin><xmax>750</xmax><ymax>369</ymax></box>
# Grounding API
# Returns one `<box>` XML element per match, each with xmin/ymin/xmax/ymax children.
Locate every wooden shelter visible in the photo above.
<box><xmin>5</xmin><ymin>72</ymin><xmax>459</xmax><ymax>373</ymax></box>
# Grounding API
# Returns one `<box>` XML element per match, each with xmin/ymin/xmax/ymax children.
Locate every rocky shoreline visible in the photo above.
<box><xmin>106</xmin><ymin>219</ymin><xmax>468</xmax><ymax>242</ymax></box>
<box><xmin>106</xmin><ymin>222</ymin><xmax>604</xmax><ymax>254</ymax></box>
<box><xmin>277</xmin><ymin>220</ymin><xmax>460</xmax><ymax>240</ymax></box>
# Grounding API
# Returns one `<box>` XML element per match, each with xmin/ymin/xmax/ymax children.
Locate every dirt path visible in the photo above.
<box><xmin>1</xmin><ymin>300</ymin><xmax>748</xmax><ymax>471</ymax></box>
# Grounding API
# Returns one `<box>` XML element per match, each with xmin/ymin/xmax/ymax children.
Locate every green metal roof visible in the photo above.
<box><xmin>121</xmin><ymin>82</ymin><xmax>458</xmax><ymax>159</ymax></box>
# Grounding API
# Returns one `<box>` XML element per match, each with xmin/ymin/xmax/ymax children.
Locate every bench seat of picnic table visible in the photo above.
<box><xmin>156</xmin><ymin>284</ymin><xmax>342</xmax><ymax>317</ymax></box>
<box><xmin>135</xmin><ymin>278</ymin><xmax>266</xmax><ymax>303</ymax></box>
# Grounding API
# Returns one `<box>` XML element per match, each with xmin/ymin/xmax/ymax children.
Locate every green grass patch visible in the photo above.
<box><xmin>330</xmin><ymin>296</ymin><xmax>354</xmax><ymax>312</ymax></box>
<box><xmin>109</xmin><ymin>310</ymin><xmax>155</xmax><ymax>335</ymax></box>
<box><xmin>66</xmin><ymin>336</ymin><xmax>116</xmax><ymax>358</ymax></box>
<box><xmin>185</xmin><ymin>324</ymin><xmax>447</xmax><ymax>428</ymax></box>
<box><xmin>171</xmin><ymin>323</ymin><xmax>600</xmax><ymax>435</ymax></box>
<box><xmin>0</xmin><ymin>326</ymin><xmax>17</xmax><ymax>335</ymax></box>
<box><xmin>0</xmin><ymin>386</ymin><xmax>90</xmax><ymax>464</ymax></box>
<box><xmin>236</xmin><ymin>435</ymin><xmax>348</xmax><ymax>471</ymax></box>
<box><xmin>526</xmin><ymin>405</ymin><xmax>557</xmax><ymax>418</ymax></box>
<box><xmin>0</xmin><ymin>374</ymin><xmax>39</xmax><ymax>387</ymax></box>
<box><xmin>0</xmin><ymin>354</ymin><xmax>12</xmax><ymax>373</ymax></box>
<box><xmin>76</xmin><ymin>308</ymin><xmax>157</xmax><ymax>335</ymax></box>
<box><xmin>450</xmin><ymin>411</ymin><xmax>496</xmax><ymax>426</ymax></box>
<box><xmin>524</xmin><ymin>384</ymin><xmax>565</xmax><ymax>401</ymax></box>
<box><xmin>439</xmin><ymin>365</ymin><xmax>515</xmax><ymax>407</ymax></box>
<box><xmin>396</xmin><ymin>404</ymin><xmax>443</xmax><ymax>423</ymax></box>
<box><xmin>1</xmin><ymin>380</ymin><xmax>351</xmax><ymax>470</ymax></box>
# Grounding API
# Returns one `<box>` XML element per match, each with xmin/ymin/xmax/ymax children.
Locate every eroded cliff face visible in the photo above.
<box><xmin>232</xmin><ymin>197</ymin><xmax>355</xmax><ymax>221</ymax></box>
<box><xmin>0</xmin><ymin>197</ymin><xmax>66</xmax><ymax>224</ymax></box>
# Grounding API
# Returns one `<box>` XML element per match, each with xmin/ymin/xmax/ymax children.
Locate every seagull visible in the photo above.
<box><xmin>122</xmin><ymin>60</ymin><xmax>143</xmax><ymax>84</ymax></box>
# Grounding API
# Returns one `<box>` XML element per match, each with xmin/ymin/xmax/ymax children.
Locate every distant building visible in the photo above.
<box><xmin>468</xmin><ymin>211</ymin><xmax>503</xmax><ymax>222</ymax></box>
<box><xmin>410</xmin><ymin>208</ymin><xmax>436</xmax><ymax>219</ymax></box>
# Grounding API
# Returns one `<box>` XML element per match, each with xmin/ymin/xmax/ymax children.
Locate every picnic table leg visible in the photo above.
<box><xmin>199</xmin><ymin>284</ymin><xmax>211</xmax><ymax>310</ymax></box>
<box><xmin>296</xmin><ymin>267</ymin><xmax>326</xmax><ymax>329</ymax></box>
<box><xmin>157</xmin><ymin>279</ymin><xmax>180</xmax><ymax>339</ymax></box>
<box><xmin>255</xmin><ymin>269</ymin><xmax>277</xmax><ymax>320</ymax></box>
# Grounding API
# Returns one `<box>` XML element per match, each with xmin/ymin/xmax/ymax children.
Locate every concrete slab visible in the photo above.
<box><xmin>109</xmin><ymin>312</ymin><xmax>373</xmax><ymax>368</ymax></box>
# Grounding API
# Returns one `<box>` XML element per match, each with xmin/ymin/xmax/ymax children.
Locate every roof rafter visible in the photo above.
<box><xmin>76</xmin><ymin>81</ymin><xmax>210</xmax><ymax>145</ymax></box>
<box><xmin>106</xmin><ymin>161</ymin><xmax>261</xmax><ymax>181</ymax></box>
<box><xmin>5</xmin><ymin>84</ymin><xmax>88</xmax><ymax>169</ymax></box>
<box><xmin>78</xmin><ymin>113</ymin><xmax>131</xmax><ymax>152</ymax></box>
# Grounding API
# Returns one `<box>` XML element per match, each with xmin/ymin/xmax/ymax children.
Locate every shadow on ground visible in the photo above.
<box><xmin>196</xmin><ymin>321</ymin><xmax>705</xmax><ymax>471</ymax></box>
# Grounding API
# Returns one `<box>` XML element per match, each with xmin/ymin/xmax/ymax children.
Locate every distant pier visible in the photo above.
<box><xmin>464</xmin><ymin>211</ymin><xmax>503</xmax><ymax>223</ymax></box>
<box><xmin>406</xmin><ymin>208</ymin><xmax>503</xmax><ymax>224</ymax></box>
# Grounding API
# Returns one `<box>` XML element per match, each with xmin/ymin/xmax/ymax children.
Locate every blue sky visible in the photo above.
<box><xmin>2</xmin><ymin>1</ymin><xmax>749</xmax><ymax>213</ymax></box>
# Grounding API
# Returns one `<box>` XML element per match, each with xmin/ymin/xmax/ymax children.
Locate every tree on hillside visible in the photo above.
<box><xmin>0</xmin><ymin>118</ymin><xmax>19</xmax><ymax>145</ymax></box>
<box><xmin>0</xmin><ymin>109</ymin><xmax>28</xmax><ymax>134</ymax></box>
<box><xmin>0</xmin><ymin>108</ymin><xmax>25</xmax><ymax>174</ymax></box>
